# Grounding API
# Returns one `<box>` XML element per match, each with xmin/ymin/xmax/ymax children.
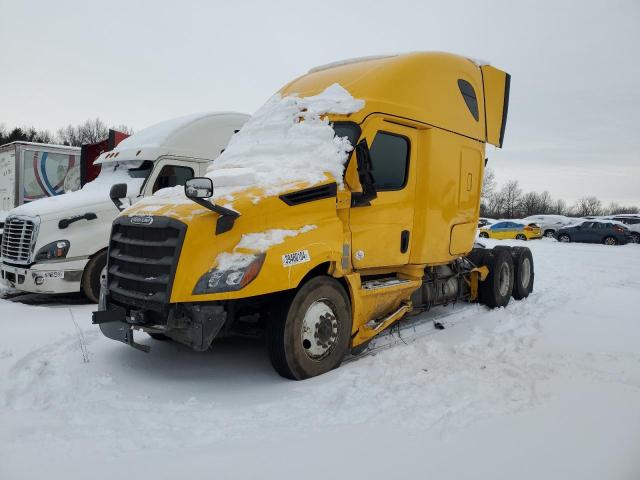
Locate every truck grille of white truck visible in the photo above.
<box><xmin>106</xmin><ymin>216</ymin><xmax>186</xmax><ymax>311</ymax></box>
<box><xmin>0</xmin><ymin>216</ymin><xmax>36</xmax><ymax>264</ymax></box>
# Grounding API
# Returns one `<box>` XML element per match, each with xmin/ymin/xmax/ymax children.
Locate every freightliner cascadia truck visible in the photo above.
<box><xmin>95</xmin><ymin>52</ymin><xmax>533</xmax><ymax>380</ymax></box>
<box><xmin>0</xmin><ymin>113</ymin><xmax>248</xmax><ymax>301</ymax></box>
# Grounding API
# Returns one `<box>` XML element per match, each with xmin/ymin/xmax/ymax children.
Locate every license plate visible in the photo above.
<box><xmin>43</xmin><ymin>271</ymin><xmax>64</xmax><ymax>279</ymax></box>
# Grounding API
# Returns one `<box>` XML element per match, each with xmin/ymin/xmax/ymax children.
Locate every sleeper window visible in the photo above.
<box><xmin>369</xmin><ymin>132</ymin><xmax>409</xmax><ymax>191</ymax></box>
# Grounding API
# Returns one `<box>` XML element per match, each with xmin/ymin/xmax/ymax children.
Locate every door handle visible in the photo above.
<box><xmin>400</xmin><ymin>230</ymin><xmax>410</xmax><ymax>253</ymax></box>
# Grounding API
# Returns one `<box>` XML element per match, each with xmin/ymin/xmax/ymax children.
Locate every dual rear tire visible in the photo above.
<box><xmin>470</xmin><ymin>246</ymin><xmax>534</xmax><ymax>308</ymax></box>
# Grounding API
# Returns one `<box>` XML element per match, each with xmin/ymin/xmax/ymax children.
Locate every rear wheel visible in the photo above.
<box><xmin>478</xmin><ymin>249</ymin><xmax>514</xmax><ymax>308</ymax></box>
<box><xmin>511</xmin><ymin>247</ymin><xmax>534</xmax><ymax>299</ymax></box>
<box><xmin>81</xmin><ymin>250</ymin><xmax>107</xmax><ymax>303</ymax></box>
<box><xmin>558</xmin><ymin>234</ymin><xmax>571</xmax><ymax>243</ymax></box>
<box><xmin>266</xmin><ymin>276</ymin><xmax>352</xmax><ymax>380</ymax></box>
<box><xmin>544</xmin><ymin>230</ymin><xmax>555</xmax><ymax>238</ymax></box>
<box><xmin>603</xmin><ymin>236</ymin><xmax>618</xmax><ymax>246</ymax></box>
<box><xmin>479</xmin><ymin>232</ymin><xmax>489</xmax><ymax>238</ymax></box>
<box><xmin>515</xmin><ymin>234</ymin><xmax>527</xmax><ymax>241</ymax></box>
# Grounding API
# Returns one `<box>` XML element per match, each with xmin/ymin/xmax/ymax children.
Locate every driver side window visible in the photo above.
<box><xmin>152</xmin><ymin>165</ymin><xmax>194</xmax><ymax>193</ymax></box>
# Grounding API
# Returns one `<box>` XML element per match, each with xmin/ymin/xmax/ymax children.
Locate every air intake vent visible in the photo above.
<box><xmin>279</xmin><ymin>183</ymin><xmax>337</xmax><ymax>206</ymax></box>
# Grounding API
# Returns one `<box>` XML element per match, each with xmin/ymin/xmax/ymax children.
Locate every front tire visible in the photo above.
<box><xmin>81</xmin><ymin>250</ymin><xmax>107</xmax><ymax>303</ymax></box>
<box><xmin>631</xmin><ymin>232</ymin><xmax>640</xmax><ymax>244</ymax></box>
<box><xmin>266</xmin><ymin>276</ymin><xmax>352</xmax><ymax>380</ymax></box>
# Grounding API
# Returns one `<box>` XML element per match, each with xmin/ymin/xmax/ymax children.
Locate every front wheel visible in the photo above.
<box><xmin>631</xmin><ymin>233</ymin><xmax>640</xmax><ymax>244</ymax></box>
<box><xmin>266</xmin><ymin>276</ymin><xmax>352</xmax><ymax>380</ymax></box>
<box><xmin>603</xmin><ymin>236</ymin><xmax>618</xmax><ymax>246</ymax></box>
<box><xmin>81</xmin><ymin>250</ymin><xmax>107</xmax><ymax>303</ymax></box>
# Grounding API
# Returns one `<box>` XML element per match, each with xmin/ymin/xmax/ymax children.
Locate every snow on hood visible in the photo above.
<box><xmin>206</xmin><ymin>83</ymin><xmax>364</xmax><ymax>199</ymax></box>
<box><xmin>10</xmin><ymin>163</ymin><xmax>144</xmax><ymax>218</ymax></box>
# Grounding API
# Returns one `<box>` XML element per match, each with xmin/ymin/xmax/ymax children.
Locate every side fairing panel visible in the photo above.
<box><xmin>481</xmin><ymin>65</ymin><xmax>511</xmax><ymax>148</ymax></box>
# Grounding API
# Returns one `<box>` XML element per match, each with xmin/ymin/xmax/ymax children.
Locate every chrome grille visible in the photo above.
<box><xmin>1</xmin><ymin>216</ymin><xmax>36</xmax><ymax>263</ymax></box>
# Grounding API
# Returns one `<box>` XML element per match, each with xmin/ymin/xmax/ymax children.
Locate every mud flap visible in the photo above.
<box><xmin>92</xmin><ymin>308</ymin><xmax>150</xmax><ymax>353</ymax></box>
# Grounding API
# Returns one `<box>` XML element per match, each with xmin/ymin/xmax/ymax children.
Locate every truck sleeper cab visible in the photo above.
<box><xmin>0</xmin><ymin>113</ymin><xmax>249</xmax><ymax>300</ymax></box>
<box><xmin>95</xmin><ymin>53</ymin><xmax>534</xmax><ymax>380</ymax></box>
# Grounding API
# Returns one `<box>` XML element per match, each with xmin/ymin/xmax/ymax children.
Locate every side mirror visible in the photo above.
<box><xmin>185</xmin><ymin>177</ymin><xmax>214</xmax><ymax>199</ymax></box>
<box><xmin>110</xmin><ymin>183</ymin><xmax>127</xmax><ymax>212</ymax></box>
<box><xmin>184</xmin><ymin>177</ymin><xmax>239</xmax><ymax>235</ymax></box>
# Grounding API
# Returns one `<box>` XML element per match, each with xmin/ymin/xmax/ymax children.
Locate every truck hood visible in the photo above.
<box><xmin>9</xmin><ymin>174</ymin><xmax>144</xmax><ymax>221</ymax></box>
<box><xmin>11</xmin><ymin>190</ymin><xmax>117</xmax><ymax>220</ymax></box>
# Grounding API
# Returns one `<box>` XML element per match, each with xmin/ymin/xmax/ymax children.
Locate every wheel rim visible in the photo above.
<box><xmin>559</xmin><ymin>235</ymin><xmax>570</xmax><ymax>242</ymax></box>
<box><xmin>498</xmin><ymin>263</ymin><xmax>511</xmax><ymax>297</ymax></box>
<box><xmin>544</xmin><ymin>231</ymin><xmax>554</xmax><ymax>237</ymax></box>
<box><xmin>480</xmin><ymin>233</ymin><xmax>488</xmax><ymax>238</ymax></box>
<box><xmin>633</xmin><ymin>234</ymin><xmax>640</xmax><ymax>244</ymax></box>
<box><xmin>520</xmin><ymin>257</ymin><xmax>531</xmax><ymax>290</ymax></box>
<box><xmin>301</xmin><ymin>299</ymin><xmax>339</xmax><ymax>361</ymax></box>
<box><xmin>516</xmin><ymin>234</ymin><xmax>526</xmax><ymax>240</ymax></box>
<box><xmin>605</xmin><ymin>237</ymin><xmax>616</xmax><ymax>245</ymax></box>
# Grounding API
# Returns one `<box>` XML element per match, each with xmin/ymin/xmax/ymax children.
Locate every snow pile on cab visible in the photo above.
<box><xmin>206</xmin><ymin>83</ymin><xmax>364</xmax><ymax>199</ymax></box>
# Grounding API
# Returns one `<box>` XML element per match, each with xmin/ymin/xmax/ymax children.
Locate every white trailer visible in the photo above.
<box><xmin>0</xmin><ymin>142</ymin><xmax>81</xmax><ymax>235</ymax></box>
<box><xmin>0</xmin><ymin>112</ymin><xmax>249</xmax><ymax>300</ymax></box>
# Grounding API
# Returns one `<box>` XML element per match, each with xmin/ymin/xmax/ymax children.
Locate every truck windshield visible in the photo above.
<box><xmin>332</xmin><ymin>122</ymin><xmax>360</xmax><ymax>147</ymax></box>
<box><xmin>127</xmin><ymin>160</ymin><xmax>154</xmax><ymax>179</ymax></box>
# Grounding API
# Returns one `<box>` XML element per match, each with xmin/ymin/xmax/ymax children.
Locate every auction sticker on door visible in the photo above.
<box><xmin>282</xmin><ymin>250</ymin><xmax>310</xmax><ymax>267</ymax></box>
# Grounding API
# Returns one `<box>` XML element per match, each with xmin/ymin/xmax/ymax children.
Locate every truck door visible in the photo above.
<box><xmin>142</xmin><ymin>159</ymin><xmax>197</xmax><ymax>196</ymax></box>
<box><xmin>349</xmin><ymin>118</ymin><xmax>416</xmax><ymax>269</ymax></box>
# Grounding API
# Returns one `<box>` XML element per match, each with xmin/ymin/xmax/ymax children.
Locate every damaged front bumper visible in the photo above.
<box><xmin>92</xmin><ymin>299</ymin><xmax>228</xmax><ymax>353</ymax></box>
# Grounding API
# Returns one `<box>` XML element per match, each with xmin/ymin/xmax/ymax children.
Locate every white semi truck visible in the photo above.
<box><xmin>0</xmin><ymin>112</ymin><xmax>249</xmax><ymax>301</ymax></box>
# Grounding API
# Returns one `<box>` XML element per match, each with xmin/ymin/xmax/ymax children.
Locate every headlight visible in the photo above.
<box><xmin>193</xmin><ymin>253</ymin><xmax>265</xmax><ymax>294</ymax></box>
<box><xmin>35</xmin><ymin>240</ymin><xmax>70</xmax><ymax>261</ymax></box>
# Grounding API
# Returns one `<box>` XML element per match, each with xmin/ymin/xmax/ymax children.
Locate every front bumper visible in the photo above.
<box><xmin>93</xmin><ymin>298</ymin><xmax>228</xmax><ymax>352</ymax></box>
<box><xmin>0</xmin><ymin>259</ymin><xmax>88</xmax><ymax>294</ymax></box>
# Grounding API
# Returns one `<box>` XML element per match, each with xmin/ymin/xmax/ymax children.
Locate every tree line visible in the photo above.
<box><xmin>481</xmin><ymin>169</ymin><xmax>639</xmax><ymax>218</ymax></box>
<box><xmin>0</xmin><ymin>118</ymin><xmax>133</xmax><ymax>147</ymax></box>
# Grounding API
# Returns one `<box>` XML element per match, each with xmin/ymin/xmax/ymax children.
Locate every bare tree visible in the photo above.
<box><xmin>57</xmin><ymin>118</ymin><xmax>133</xmax><ymax>146</ymax></box>
<box><xmin>552</xmin><ymin>198</ymin><xmax>568</xmax><ymax>216</ymax></box>
<box><xmin>572</xmin><ymin>196</ymin><xmax>603</xmax><ymax>217</ymax></box>
<box><xmin>481</xmin><ymin>168</ymin><xmax>496</xmax><ymax>201</ymax></box>
<box><xmin>501</xmin><ymin>180</ymin><xmax>523</xmax><ymax>218</ymax></box>
<box><xmin>606</xmin><ymin>202</ymin><xmax>639</xmax><ymax>215</ymax></box>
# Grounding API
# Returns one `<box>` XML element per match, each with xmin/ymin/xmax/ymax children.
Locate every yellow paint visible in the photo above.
<box><xmin>122</xmin><ymin>51</ymin><xmax>511</xmax><ymax>346</ymax></box>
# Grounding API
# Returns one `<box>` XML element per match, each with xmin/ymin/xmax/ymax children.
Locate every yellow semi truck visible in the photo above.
<box><xmin>94</xmin><ymin>52</ymin><xmax>534</xmax><ymax>379</ymax></box>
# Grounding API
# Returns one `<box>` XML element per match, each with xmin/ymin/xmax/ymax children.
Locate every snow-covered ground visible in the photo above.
<box><xmin>1</xmin><ymin>239</ymin><xmax>639</xmax><ymax>480</ymax></box>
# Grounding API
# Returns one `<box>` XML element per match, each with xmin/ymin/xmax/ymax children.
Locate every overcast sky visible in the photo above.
<box><xmin>1</xmin><ymin>0</ymin><xmax>638</xmax><ymax>205</ymax></box>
